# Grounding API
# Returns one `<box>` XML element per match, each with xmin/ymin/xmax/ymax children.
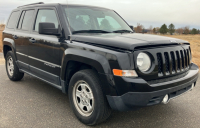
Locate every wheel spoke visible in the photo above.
<box><xmin>86</xmin><ymin>92</ymin><xmax>93</xmax><ymax>99</ymax></box>
<box><xmin>86</xmin><ymin>104</ymin><xmax>92</xmax><ymax>112</ymax></box>
<box><xmin>76</xmin><ymin>90</ymin><xmax>81</xmax><ymax>98</ymax></box>
<box><xmin>78</xmin><ymin>102</ymin><xmax>84</xmax><ymax>110</ymax></box>
<box><xmin>80</xmin><ymin>84</ymin><xmax>86</xmax><ymax>91</ymax></box>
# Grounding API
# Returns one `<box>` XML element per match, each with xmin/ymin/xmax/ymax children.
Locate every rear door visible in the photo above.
<box><xmin>28</xmin><ymin>8</ymin><xmax>61</xmax><ymax>86</ymax></box>
<box><xmin>15</xmin><ymin>9</ymin><xmax>35</xmax><ymax>71</ymax></box>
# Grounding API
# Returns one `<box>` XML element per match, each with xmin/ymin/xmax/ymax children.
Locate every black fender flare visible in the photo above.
<box><xmin>60</xmin><ymin>48</ymin><xmax>117</xmax><ymax>95</ymax></box>
<box><xmin>3</xmin><ymin>38</ymin><xmax>17</xmax><ymax>59</ymax></box>
<box><xmin>60</xmin><ymin>48</ymin><xmax>112</xmax><ymax>80</ymax></box>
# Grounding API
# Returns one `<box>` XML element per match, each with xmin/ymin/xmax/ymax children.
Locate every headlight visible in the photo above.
<box><xmin>137</xmin><ymin>52</ymin><xmax>151</xmax><ymax>72</ymax></box>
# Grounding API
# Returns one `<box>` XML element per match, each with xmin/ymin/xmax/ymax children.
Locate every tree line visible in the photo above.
<box><xmin>134</xmin><ymin>23</ymin><xmax>200</xmax><ymax>35</ymax></box>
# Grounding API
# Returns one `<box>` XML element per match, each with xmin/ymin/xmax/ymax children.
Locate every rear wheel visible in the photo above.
<box><xmin>5</xmin><ymin>51</ymin><xmax>24</xmax><ymax>81</ymax></box>
<box><xmin>68</xmin><ymin>69</ymin><xmax>111</xmax><ymax>125</ymax></box>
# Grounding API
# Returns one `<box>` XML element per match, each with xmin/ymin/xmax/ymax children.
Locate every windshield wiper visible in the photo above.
<box><xmin>113</xmin><ymin>30</ymin><xmax>133</xmax><ymax>33</ymax></box>
<box><xmin>72</xmin><ymin>30</ymin><xmax>111</xmax><ymax>34</ymax></box>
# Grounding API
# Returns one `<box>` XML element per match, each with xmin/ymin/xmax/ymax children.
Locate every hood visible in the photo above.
<box><xmin>70</xmin><ymin>33</ymin><xmax>189</xmax><ymax>50</ymax></box>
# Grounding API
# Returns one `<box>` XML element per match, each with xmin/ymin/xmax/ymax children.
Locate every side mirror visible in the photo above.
<box><xmin>39</xmin><ymin>22</ymin><xmax>60</xmax><ymax>36</ymax></box>
<box><xmin>130</xmin><ymin>25</ymin><xmax>134</xmax><ymax>30</ymax></box>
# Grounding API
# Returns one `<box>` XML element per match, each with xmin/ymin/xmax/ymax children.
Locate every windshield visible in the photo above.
<box><xmin>62</xmin><ymin>6</ymin><xmax>133</xmax><ymax>34</ymax></box>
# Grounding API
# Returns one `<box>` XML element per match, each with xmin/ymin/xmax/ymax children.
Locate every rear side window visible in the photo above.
<box><xmin>34</xmin><ymin>9</ymin><xmax>58</xmax><ymax>32</ymax></box>
<box><xmin>21</xmin><ymin>10</ymin><xmax>34</xmax><ymax>30</ymax></box>
<box><xmin>7</xmin><ymin>11</ymin><xmax>20</xmax><ymax>29</ymax></box>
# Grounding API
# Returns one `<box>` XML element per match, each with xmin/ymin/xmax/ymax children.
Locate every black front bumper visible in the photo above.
<box><xmin>107</xmin><ymin>63</ymin><xmax>199</xmax><ymax>111</ymax></box>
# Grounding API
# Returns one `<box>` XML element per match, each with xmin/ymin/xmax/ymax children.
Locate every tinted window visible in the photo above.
<box><xmin>21</xmin><ymin>10</ymin><xmax>34</xmax><ymax>30</ymax></box>
<box><xmin>7</xmin><ymin>11</ymin><xmax>20</xmax><ymax>29</ymax></box>
<box><xmin>34</xmin><ymin>9</ymin><xmax>58</xmax><ymax>32</ymax></box>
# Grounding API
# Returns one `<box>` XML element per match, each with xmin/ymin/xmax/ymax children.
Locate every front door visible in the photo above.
<box><xmin>28</xmin><ymin>8</ymin><xmax>61</xmax><ymax>86</ymax></box>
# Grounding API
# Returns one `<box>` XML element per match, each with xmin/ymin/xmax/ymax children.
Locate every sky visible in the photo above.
<box><xmin>0</xmin><ymin>0</ymin><xmax>199</xmax><ymax>29</ymax></box>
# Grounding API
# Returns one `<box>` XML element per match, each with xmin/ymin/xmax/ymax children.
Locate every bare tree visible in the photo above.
<box><xmin>183</xmin><ymin>26</ymin><xmax>190</xmax><ymax>34</ymax></box>
<box><xmin>149</xmin><ymin>25</ymin><xmax>153</xmax><ymax>34</ymax></box>
<box><xmin>176</xmin><ymin>28</ymin><xmax>184</xmax><ymax>35</ymax></box>
<box><xmin>134</xmin><ymin>23</ymin><xmax>143</xmax><ymax>33</ymax></box>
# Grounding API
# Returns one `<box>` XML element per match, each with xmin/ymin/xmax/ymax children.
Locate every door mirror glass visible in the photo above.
<box><xmin>38</xmin><ymin>22</ymin><xmax>60</xmax><ymax>35</ymax></box>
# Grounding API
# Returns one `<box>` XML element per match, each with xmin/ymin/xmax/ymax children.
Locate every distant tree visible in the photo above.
<box><xmin>135</xmin><ymin>23</ymin><xmax>143</xmax><ymax>33</ymax></box>
<box><xmin>149</xmin><ymin>25</ymin><xmax>153</xmax><ymax>34</ymax></box>
<box><xmin>198</xmin><ymin>29</ymin><xmax>200</xmax><ymax>34</ymax></box>
<box><xmin>153</xmin><ymin>27</ymin><xmax>156</xmax><ymax>33</ymax></box>
<box><xmin>159</xmin><ymin>24</ymin><xmax>168</xmax><ymax>34</ymax></box>
<box><xmin>168</xmin><ymin>23</ymin><xmax>175</xmax><ymax>35</ymax></box>
<box><xmin>176</xmin><ymin>28</ymin><xmax>184</xmax><ymax>35</ymax></box>
<box><xmin>191</xmin><ymin>28</ymin><xmax>198</xmax><ymax>34</ymax></box>
<box><xmin>156</xmin><ymin>27</ymin><xmax>160</xmax><ymax>33</ymax></box>
<box><xmin>183</xmin><ymin>26</ymin><xmax>190</xmax><ymax>34</ymax></box>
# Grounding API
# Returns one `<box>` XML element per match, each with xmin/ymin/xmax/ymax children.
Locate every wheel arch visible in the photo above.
<box><xmin>3</xmin><ymin>38</ymin><xmax>16</xmax><ymax>58</ymax></box>
<box><xmin>60</xmin><ymin>49</ymin><xmax>112</xmax><ymax>81</ymax></box>
<box><xmin>60</xmin><ymin>49</ymin><xmax>116</xmax><ymax>95</ymax></box>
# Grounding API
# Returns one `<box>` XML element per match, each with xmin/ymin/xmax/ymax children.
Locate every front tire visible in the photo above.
<box><xmin>68</xmin><ymin>69</ymin><xmax>111</xmax><ymax>125</ymax></box>
<box><xmin>5</xmin><ymin>51</ymin><xmax>24</xmax><ymax>81</ymax></box>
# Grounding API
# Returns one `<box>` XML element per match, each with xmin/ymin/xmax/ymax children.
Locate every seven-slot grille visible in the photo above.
<box><xmin>157</xmin><ymin>48</ymin><xmax>191</xmax><ymax>76</ymax></box>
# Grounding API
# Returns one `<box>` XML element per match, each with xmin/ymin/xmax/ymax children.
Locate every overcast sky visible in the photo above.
<box><xmin>0</xmin><ymin>0</ymin><xmax>199</xmax><ymax>29</ymax></box>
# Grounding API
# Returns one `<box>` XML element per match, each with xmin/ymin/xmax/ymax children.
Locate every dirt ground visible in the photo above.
<box><xmin>0</xmin><ymin>53</ymin><xmax>4</xmax><ymax>64</ymax></box>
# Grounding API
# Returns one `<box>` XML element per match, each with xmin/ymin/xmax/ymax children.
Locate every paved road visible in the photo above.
<box><xmin>0</xmin><ymin>61</ymin><xmax>200</xmax><ymax>127</ymax></box>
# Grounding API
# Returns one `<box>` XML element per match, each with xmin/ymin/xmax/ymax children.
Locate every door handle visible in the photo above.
<box><xmin>29</xmin><ymin>38</ymin><xmax>36</xmax><ymax>43</ymax></box>
<box><xmin>12</xmin><ymin>35</ymin><xmax>18</xmax><ymax>39</ymax></box>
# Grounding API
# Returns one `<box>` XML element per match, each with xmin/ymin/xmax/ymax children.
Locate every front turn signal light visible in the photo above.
<box><xmin>113</xmin><ymin>69</ymin><xmax>138</xmax><ymax>77</ymax></box>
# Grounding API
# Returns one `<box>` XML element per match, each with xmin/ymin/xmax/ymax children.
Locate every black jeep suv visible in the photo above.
<box><xmin>2</xmin><ymin>2</ymin><xmax>199</xmax><ymax>125</ymax></box>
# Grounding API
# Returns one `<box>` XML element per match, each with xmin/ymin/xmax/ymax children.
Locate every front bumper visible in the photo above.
<box><xmin>107</xmin><ymin>63</ymin><xmax>199</xmax><ymax>111</ymax></box>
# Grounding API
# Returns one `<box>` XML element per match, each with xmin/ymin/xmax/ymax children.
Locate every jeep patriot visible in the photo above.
<box><xmin>2</xmin><ymin>2</ymin><xmax>199</xmax><ymax>125</ymax></box>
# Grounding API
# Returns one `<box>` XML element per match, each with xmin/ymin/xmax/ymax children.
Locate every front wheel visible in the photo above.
<box><xmin>68</xmin><ymin>69</ymin><xmax>111</xmax><ymax>125</ymax></box>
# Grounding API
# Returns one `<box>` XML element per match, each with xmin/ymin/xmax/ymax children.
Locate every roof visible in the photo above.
<box><xmin>17</xmin><ymin>2</ymin><xmax>111</xmax><ymax>10</ymax></box>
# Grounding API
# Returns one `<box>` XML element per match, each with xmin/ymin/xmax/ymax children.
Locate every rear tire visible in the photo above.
<box><xmin>68</xmin><ymin>69</ymin><xmax>111</xmax><ymax>125</ymax></box>
<box><xmin>5</xmin><ymin>51</ymin><xmax>24</xmax><ymax>81</ymax></box>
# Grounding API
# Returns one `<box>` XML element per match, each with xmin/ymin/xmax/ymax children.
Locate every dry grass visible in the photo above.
<box><xmin>164</xmin><ymin>35</ymin><xmax>200</xmax><ymax>68</ymax></box>
<box><xmin>0</xmin><ymin>30</ymin><xmax>3</xmax><ymax>52</ymax></box>
<box><xmin>0</xmin><ymin>30</ymin><xmax>199</xmax><ymax>67</ymax></box>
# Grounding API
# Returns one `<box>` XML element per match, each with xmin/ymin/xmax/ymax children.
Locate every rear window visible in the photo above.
<box><xmin>7</xmin><ymin>11</ymin><xmax>20</xmax><ymax>29</ymax></box>
<box><xmin>21</xmin><ymin>10</ymin><xmax>34</xmax><ymax>30</ymax></box>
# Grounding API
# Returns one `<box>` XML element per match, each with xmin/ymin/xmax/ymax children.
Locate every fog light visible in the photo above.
<box><xmin>162</xmin><ymin>94</ymin><xmax>169</xmax><ymax>104</ymax></box>
<box><xmin>191</xmin><ymin>83</ymin><xmax>195</xmax><ymax>90</ymax></box>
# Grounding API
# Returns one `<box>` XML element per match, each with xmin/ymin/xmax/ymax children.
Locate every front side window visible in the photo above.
<box><xmin>7</xmin><ymin>11</ymin><xmax>20</xmax><ymax>29</ymax></box>
<box><xmin>63</xmin><ymin>6</ymin><xmax>132</xmax><ymax>33</ymax></box>
<box><xmin>34</xmin><ymin>9</ymin><xmax>58</xmax><ymax>32</ymax></box>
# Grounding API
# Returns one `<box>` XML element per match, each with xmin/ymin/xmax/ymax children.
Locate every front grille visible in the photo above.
<box><xmin>157</xmin><ymin>47</ymin><xmax>191</xmax><ymax>76</ymax></box>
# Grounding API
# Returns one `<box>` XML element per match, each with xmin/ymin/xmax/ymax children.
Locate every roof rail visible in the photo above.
<box><xmin>17</xmin><ymin>2</ymin><xmax>44</xmax><ymax>8</ymax></box>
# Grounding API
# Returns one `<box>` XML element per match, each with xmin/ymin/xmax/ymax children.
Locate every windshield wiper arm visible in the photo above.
<box><xmin>113</xmin><ymin>30</ymin><xmax>133</xmax><ymax>33</ymax></box>
<box><xmin>72</xmin><ymin>30</ymin><xmax>111</xmax><ymax>34</ymax></box>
